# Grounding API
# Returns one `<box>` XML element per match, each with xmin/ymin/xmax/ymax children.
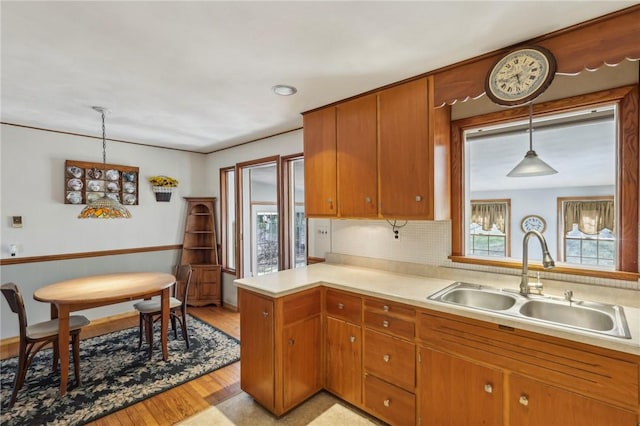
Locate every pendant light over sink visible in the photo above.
<box><xmin>507</xmin><ymin>103</ymin><xmax>558</xmax><ymax>177</ymax></box>
<box><xmin>78</xmin><ymin>107</ymin><xmax>132</xmax><ymax>219</ymax></box>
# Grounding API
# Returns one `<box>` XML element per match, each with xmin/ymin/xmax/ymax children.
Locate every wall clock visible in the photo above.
<box><xmin>521</xmin><ymin>214</ymin><xmax>546</xmax><ymax>233</ymax></box>
<box><xmin>485</xmin><ymin>46</ymin><xmax>557</xmax><ymax>106</ymax></box>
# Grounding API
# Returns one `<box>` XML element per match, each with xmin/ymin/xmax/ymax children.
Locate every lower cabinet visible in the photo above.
<box><xmin>187</xmin><ymin>265</ymin><xmax>221</xmax><ymax>306</ymax></box>
<box><xmin>239</xmin><ymin>287</ymin><xmax>322</xmax><ymax>416</ymax></box>
<box><xmin>325</xmin><ymin>316</ymin><xmax>362</xmax><ymax>404</ymax></box>
<box><xmin>509</xmin><ymin>374</ymin><xmax>637</xmax><ymax>426</ymax></box>
<box><xmin>364</xmin><ymin>375</ymin><xmax>415</xmax><ymax>425</ymax></box>
<box><xmin>418</xmin><ymin>348</ymin><xmax>503</xmax><ymax>426</ymax></box>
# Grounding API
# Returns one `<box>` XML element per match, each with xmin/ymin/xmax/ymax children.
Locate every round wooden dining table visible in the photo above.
<box><xmin>33</xmin><ymin>272</ymin><xmax>176</xmax><ymax>396</ymax></box>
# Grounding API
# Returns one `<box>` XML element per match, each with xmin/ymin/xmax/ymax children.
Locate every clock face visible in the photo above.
<box><xmin>521</xmin><ymin>215</ymin><xmax>546</xmax><ymax>233</ymax></box>
<box><xmin>485</xmin><ymin>47</ymin><xmax>556</xmax><ymax>106</ymax></box>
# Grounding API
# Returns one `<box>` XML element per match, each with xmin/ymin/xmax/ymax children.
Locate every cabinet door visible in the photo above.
<box><xmin>378</xmin><ymin>78</ymin><xmax>431</xmax><ymax>218</ymax></box>
<box><xmin>198</xmin><ymin>265</ymin><xmax>221</xmax><ymax>305</ymax></box>
<box><xmin>303</xmin><ymin>106</ymin><xmax>337</xmax><ymax>217</ymax></box>
<box><xmin>325</xmin><ymin>316</ymin><xmax>362</xmax><ymax>404</ymax></box>
<box><xmin>239</xmin><ymin>290</ymin><xmax>275</xmax><ymax>410</ymax></box>
<box><xmin>509</xmin><ymin>374</ymin><xmax>637</xmax><ymax>426</ymax></box>
<box><xmin>419</xmin><ymin>348</ymin><xmax>503</xmax><ymax>426</ymax></box>
<box><xmin>283</xmin><ymin>316</ymin><xmax>322</xmax><ymax>409</ymax></box>
<box><xmin>337</xmin><ymin>94</ymin><xmax>378</xmax><ymax>217</ymax></box>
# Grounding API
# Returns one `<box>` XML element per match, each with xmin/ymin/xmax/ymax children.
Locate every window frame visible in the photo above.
<box><xmin>469</xmin><ymin>199</ymin><xmax>511</xmax><ymax>258</ymax></box>
<box><xmin>450</xmin><ymin>85</ymin><xmax>639</xmax><ymax>280</ymax></box>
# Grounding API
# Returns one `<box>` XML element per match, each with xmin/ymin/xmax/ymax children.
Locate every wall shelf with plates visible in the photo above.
<box><xmin>64</xmin><ymin>159</ymin><xmax>139</xmax><ymax>205</ymax></box>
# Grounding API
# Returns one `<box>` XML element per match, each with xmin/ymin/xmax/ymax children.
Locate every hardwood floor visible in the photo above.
<box><xmin>1</xmin><ymin>306</ymin><xmax>241</xmax><ymax>425</ymax></box>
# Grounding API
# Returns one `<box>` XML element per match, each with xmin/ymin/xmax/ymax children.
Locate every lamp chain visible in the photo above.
<box><xmin>528</xmin><ymin>102</ymin><xmax>534</xmax><ymax>151</ymax></box>
<box><xmin>101</xmin><ymin>111</ymin><xmax>107</xmax><ymax>166</ymax></box>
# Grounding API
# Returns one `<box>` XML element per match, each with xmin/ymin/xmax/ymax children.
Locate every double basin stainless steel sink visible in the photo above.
<box><xmin>428</xmin><ymin>282</ymin><xmax>631</xmax><ymax>339</ymax></box>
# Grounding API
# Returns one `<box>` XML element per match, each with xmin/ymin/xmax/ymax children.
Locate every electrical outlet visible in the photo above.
<box><xmin>318</xmin><ymin>226</ymin><xmax>329</xmax><ymax>236</ymax></box>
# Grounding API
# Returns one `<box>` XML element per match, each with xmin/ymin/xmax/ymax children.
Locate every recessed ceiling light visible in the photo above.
<box><xmin>272</xmin><ymin>85</ymin><xmax>297</xmax><ymax>96</ymax></box>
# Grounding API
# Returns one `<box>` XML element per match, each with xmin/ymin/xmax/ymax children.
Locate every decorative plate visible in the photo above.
<box><xmin>124</xmin><ymin>194</ymin><xmax>137</xmax><ymax>205</ymax></box>
<box><xmin>66</xmin><ymin>191</ymin><xmax>82</xmax><ymax>204</ymax></box>
<box><xmin>67</xmin><ymin>178</ymin><xmax>83</xmax><ymax>191</ymax></box>
<box><xmin>107</xmin><ymin>182</ymin><xmax>120</xmax><ymax>192</ymax></box>
<box><xmin>123</xmin><ymin>171</ymin><xmax>136</xmax><ymax>182</ymax></box>
<box><xmin>87</xmin><ymin>168</ymin><xmax>103</xmax><ymax>179</ymax></box>
<box><xmin>88</xmin><ymin>180</ymin><xmax>102</xmax><ymax>192</ymax></box>
<box><xmin>67</xmin><ymin>166</ymin><xmax>83</xmax><ymax>178</ymax></box>
<box><xmin>87</xmin><ymin>192</ymin><xmax>104</xmax><ymax>203</ymax></box>
<box><xmin>105</xmin><ymin>169</ymin><xmax>120</xmax><ymax>181</ymax></box>
<box><xmin>123</xmin><ymin>182</ymin><xmax>135</xmax><ymax>193</ymax></box>
<box><xmin>106</xmin><ymin>193</ymin><xmax>120</xmax><ymax>202</ymax></box>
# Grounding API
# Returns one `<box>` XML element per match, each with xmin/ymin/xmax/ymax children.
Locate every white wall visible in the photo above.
<box><xmin>0</xmin><ymin>124</ymin><xmax>205</xmax><ymax>338</ymax></box>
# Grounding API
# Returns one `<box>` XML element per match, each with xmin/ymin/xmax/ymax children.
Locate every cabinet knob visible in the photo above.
<box><xmin>337</xmin><ymin>303</ymin><xmax>345</xmax><ymax>310</ymax></box>
<box><xmin>383</xmin><ymin>305</ymin><xmax>390</xmax><ymax>312</ymax></box>
<box><xmin>288</xmin><ymin>338</ymin><xmax>295</xmax><ymax>346</ymax></box>
<box><xmin>519</xmin><ymin>395</ymin><xmax>529</xmax><ymax>406</ymax></box>
<box><xmin>327</xmin><ymin>198</ymin><xmax>333</xmax><ymax>208</ymax></box>
<box><xmin>365</xmin><ymin>196</ymin><xmax>372</xmax><ymax>204</ymax></box>
<box><xmin>484</xmin><ymin>383</ymin><xmax>493</xmax><ymax>394</ymax></box>
<box><xmin>262</xmin><ymin>311</ymin><xmax>269</xmax><ymax>318</ymax></box>
<box><xmin>383</xmin><ymin>399</ymin><xmax>391</xmax><ymax>407</ymax></box>
<box><xmin>382</xmin><ymin>320</ymin><xmax>390</xmax><ymax>328</ymax></box>
<box><xmin>415</xmin><ymin>195</ymin><xmax>423</xmax><ymax>202</ymax></box>
<box><xmin>383</xmin><ymin>354</ymin><xmax>390</xmax><ymax>363</ymax></box>
<box><xmin>349</xmin><ymin>335</ymin><xmax>356</xmax><ymax>343</ymax></box>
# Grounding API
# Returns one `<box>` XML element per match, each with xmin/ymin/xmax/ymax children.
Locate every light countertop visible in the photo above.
<box><xmin>235</xmin><ymin>262</ymin><xmax>640</xmax><ymax>356</ymax></box>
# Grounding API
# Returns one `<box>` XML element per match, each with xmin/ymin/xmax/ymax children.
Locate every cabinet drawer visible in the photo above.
<box><xmin>326</xmin><ymin>289</ymin><xmax>361</xmax><ymax>324</ymax></box>
<box><xmin>364</xmin><ymin>310</ymin><xmax>415</xmax><ymax>339</ymax></box>
<box><xmin>364</xmin><ymin>329</ymin><xmax>415</xmax><ymax>391</ymax></box>
<box><xmin>365</xmin><ymin>298</ymin><xmax>415</xmax><ymax>319</ymax></box>
<box><xmin>283</xmin><ymin>288</ymin><xmax>321</xmax><ymax>325</ymax></box>
<box><xmin>364</xmin><ymin>375</ymin><xmax>415</xmax><ymax>426</ymax></box>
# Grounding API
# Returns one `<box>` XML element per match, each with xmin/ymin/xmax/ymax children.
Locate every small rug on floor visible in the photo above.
<box><xmin>178</xmin><ymin>391</ymin><xmax>385</xmax><ymax>426</ymax></box>
<box><xmin>0</xmin><ymin>315</ymin><xmax>240</xmax><ymax>426</ymax></box>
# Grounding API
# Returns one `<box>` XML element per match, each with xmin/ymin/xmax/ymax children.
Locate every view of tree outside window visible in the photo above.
<box><xmin>256</xmin><ymin>211</ymin><xmax>279</xmax><ymax>275</ymax></box>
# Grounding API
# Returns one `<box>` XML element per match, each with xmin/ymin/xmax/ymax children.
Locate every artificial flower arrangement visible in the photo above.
<box><xmin>148</xmin><ymin>175</ymin><xmax>179</xmax><ymax>188</ymax></box>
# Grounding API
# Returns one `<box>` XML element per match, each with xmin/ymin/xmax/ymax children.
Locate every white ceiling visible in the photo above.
<box><xmin>1</xmin><ymin>1</ymin><xmax>636</xmax><ymax>153</ymax></box>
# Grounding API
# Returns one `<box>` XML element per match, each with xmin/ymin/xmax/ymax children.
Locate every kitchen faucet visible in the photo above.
<box><xmin>519</xmin><ymin>230</ymin><xmax>555</xmax><ymax>295</ymax></box>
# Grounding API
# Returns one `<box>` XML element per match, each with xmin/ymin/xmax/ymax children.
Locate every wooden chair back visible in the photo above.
<box><xmin>173</xmin><ymin>264</ymin><xmax>193</xmax><ymax>308</ymax></box>
<box><xmin>1</xmin><ymin>283</ymin><xmax>28</xmax><ymax>341</ymax></box>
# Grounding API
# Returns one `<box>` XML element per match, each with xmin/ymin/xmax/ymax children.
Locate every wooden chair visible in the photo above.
<box><xmin>0</xmin><ymin>282</ymin><xmax>90</xmax><ymax>408</ymax></box>
<box><xmin>133</xmin><ymin>264</ymin><xmax>193</xmax><ymax>359</ymax></box>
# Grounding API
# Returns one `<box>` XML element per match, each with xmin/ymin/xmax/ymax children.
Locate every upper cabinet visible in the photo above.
<box><xmin>303</xmin><ymin>76</ymin><xmax>451</xmax><ymax>220</ymax></box>
<box><xmin>303</xmin><ymin>106</ymin><xmax>337</xmax><ymax>217</ymax></box>
<box><xmin>337</xmin><ymin>94</ymin><xmax>378</xmax><ymax>218</ymax></box>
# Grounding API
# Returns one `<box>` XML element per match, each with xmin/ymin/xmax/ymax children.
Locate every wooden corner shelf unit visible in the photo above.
<box><xmin>180</xmin><ymin>197</ymin><xmax>222</xmax><ymax>306</ymax></box>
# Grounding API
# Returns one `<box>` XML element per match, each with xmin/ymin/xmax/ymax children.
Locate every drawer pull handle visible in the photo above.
<box><xmin>519</xmin><ymin>395</ymin><xmax>529</xmax><ymax>406</ymax></box>
<box><xmin>288</xmin><ymin>338</ymin><xmax>295</xmax><ymax>346</ymax></box>
<box><xmin>337</xmin><ymin>303</ymin><xmax>345</xmax><ymax>310</ymax></box>
<box><xmin>261</xmin><ymin>311</ymin><xmax>269</xmax><ymax>318</ymax></box>
<box><xmin>383</xmin><ymin>399</ymin><xmax>391</xmax><ymax>407</ymax></box>
<box><xmin>383</xmin><ymin>305</ymin><xmax>390</xmax><ymax>312</ymax></box>
<box><xmin>383</xmin><ymin>354</ymin><xmax>390</xmax><ymax>363</ymax></box>
<box><xmin>349</xmin><ymin>335</ymin><xmax>356</xmax><ymax>343</ymax></box>
<box><xmin>484</xmin><ymin>383</ymin><xmax>493</xmax><ymax>394</ymax></box>
<box><xmin>382</xmin><ymin>320</ymin><xmax>390</xmax><ymax>328</ymax></box>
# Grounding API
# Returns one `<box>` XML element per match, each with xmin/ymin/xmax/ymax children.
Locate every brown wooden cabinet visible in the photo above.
<box><xmin>324</xmin><ymin>288</ymin><xmax>363</xmax><ymax>404</ymax></box>
<box><xmin>509</xmin><ymin>373</ymin><xmax>637</xmax><ymax>426</ymax></box>
<box><xmin>180</xmin><ymin>197</ymin><xmax>221</xmax><ymax>306</ymax></box>
<box><xmin>302</xmin><ymin>77</ymin><xmax>450</xmax><ymax>220</ymax></box>
<box><xmin>239</xmin><ymin>287</ymin><xmax>322</xmax><ymax>416</ymax></box>
<box><xmin>378</xmin><ymin>77</ymin><xmax>450</xmax><ymax>220</ymax></box>
<box><xmin>303</xmin><ymin>106</ymin><xmax>337</xmax><ymax>217</ymax></box>
<box><xmin>336</xmin><ymin>94</ymin><xmax>378</xmax><ymax>217</ymax></box>
<box><xmin>418</xmin><ymin>310</ymin><xmax>639</xmax><ymax>426</ymax></box>
<box><xmin>418</xmin><ymin>348</ymin><xmax>503</xmax><ymax>426</ymax></box>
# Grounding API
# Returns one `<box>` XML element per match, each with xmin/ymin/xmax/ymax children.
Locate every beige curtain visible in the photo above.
<box><xmin>471</xmin><ymin>202</ymin><xmax>506</xmax><ymax>233</ymax></box>
<box><xmin>564</xmin><ymin>200</ymin><xmax>614</xmax><ymax>235</ymax></box>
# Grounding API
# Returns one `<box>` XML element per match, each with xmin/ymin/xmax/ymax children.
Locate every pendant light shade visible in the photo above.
<box><xmin>507</xmin><ymin>103</ymin><xmax>558</xmax><ymax>177</ymax></box>
<box><xmin>78</xmin><ymin>107</ymin><xmax>132</xmax><ymax>219</ymax></box>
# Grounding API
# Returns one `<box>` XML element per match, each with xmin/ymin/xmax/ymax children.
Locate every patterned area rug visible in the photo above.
<box><xmin>0</xmin><ymin>315</ymin><xmax>240</xmax><ymax>425</ymax></box>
